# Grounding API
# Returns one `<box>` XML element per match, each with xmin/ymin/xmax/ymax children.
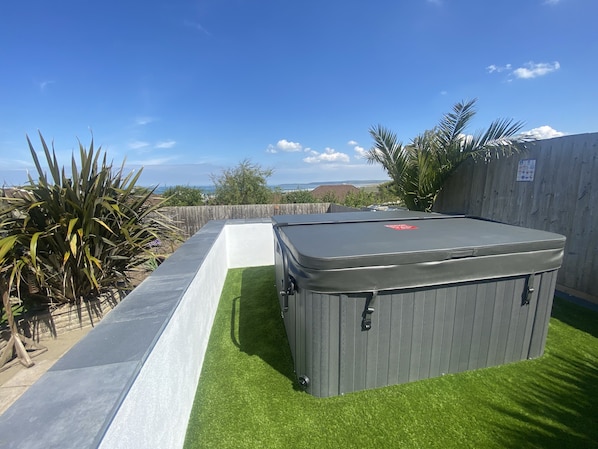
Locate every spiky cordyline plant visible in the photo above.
<box><xmin>366</xmin><ymin>99</ymin><xmax>532</xmax><ymax>211</ymax></box>
<box><xmin>0</xmin><ymin>132</ymin><xmax>181</xmax><ymax>305</ymax></box>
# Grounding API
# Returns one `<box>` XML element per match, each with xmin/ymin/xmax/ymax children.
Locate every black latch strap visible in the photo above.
<box><xmin>523</xmin><ymin>273</ymin><xmax>535</xmax><ymax>306</ymax></box>
<box><xmin>361</xmin><ymin>291</ymin><xmax>378</xmax><ymax>331</ymax></box>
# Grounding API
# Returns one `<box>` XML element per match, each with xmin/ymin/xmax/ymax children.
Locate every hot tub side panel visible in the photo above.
<box><xmin>291</xmin><ymin>290</ymin><xmax>341</xmax><ymax>397</ymax></box>
<box><xmin>284</xmin><ymin>270</ymin><xmax>557</xmax><ymax>398</ymax></box>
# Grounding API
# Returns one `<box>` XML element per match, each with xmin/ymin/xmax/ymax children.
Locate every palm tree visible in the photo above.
<box><xmin>366</xmin><ymin>99</ymin><xmax>530</xmax><ymax>211</ymax></box>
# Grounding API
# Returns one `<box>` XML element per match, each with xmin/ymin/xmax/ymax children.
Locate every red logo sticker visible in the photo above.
<box><xmin>385</xmin><ymin>224</ymin><xmax>419</xmax><ymax>231</ymax></box>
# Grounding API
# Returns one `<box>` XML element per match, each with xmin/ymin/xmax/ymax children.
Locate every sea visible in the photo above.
<box><xmin>153</xmin><ymin>180</ymin><xmax>387</xmax><ymax>195</ymax></box>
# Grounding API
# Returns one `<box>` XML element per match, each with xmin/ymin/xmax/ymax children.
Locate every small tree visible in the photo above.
<box><xmin>162</xmin><ymin>185</ymin><xmax>205</xmax><ymax>206</ymax></box>
<box><xmin>366</xmin><ymin>99</ymin><xmax>530</xmax><ymax>211</ymax></box>
<box><xmin>211</xmin><ymin>159</ymin><xmax>274</xmax><ymax>205</ymax></box>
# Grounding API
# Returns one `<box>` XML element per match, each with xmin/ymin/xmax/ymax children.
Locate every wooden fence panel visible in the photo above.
<box><xmin>435</xmin><ymin>133</ymin><xmax>598</xmax><ymax>301</ymax></box>
<box><xmin>162</xmin><ymin>203</ymin><xmax>331</xmax><ymax>238</ymax></box>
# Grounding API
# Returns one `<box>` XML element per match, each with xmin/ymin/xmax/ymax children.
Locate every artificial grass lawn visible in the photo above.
<box><xmin>184</xmin><ymin>266</ymin><xmax>598</xmax><ymax>449</ymax></box>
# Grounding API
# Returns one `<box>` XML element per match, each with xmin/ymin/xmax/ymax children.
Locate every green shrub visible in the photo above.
<box><xmin>376</xmin><ymin>181</ymin><xmax>402</xmax><ymax>204</ymax></box>
<box><xmin>162</xmin><ymin>185</ymin><xmax>205</xmax><ymax>206</ymax></box>
<box><xmin>319</xmin><ymin>191</ymin><xmax>338</xmax><ymax>203</ymax></box>
<box><xmin>343</xmin><ymin>189</ymin><xmax>376</xmax><ymax>208</ymax></box>
<box><xmin>0</xmin><ymin>133</ymin><xmax>181</xmax><ymax>305</ymax></box>
<box><xmin>282</xmin><ymin>189</ymin><xmax>315</xmax><ymax>204</ymax></box>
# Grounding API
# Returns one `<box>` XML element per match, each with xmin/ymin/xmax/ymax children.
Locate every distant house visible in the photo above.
<box><xmin>311</xmin><ymin>184</ymin><xmax>359</xmax><ymax>202</ymax></box>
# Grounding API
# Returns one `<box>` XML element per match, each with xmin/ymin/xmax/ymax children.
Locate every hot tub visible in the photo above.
<box><xmin>272</xmin><ymin>211</ymin><xmax>566</xmax><ymax>397</ymax></box>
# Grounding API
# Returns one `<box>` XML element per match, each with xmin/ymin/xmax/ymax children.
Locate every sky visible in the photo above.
<box><xmin>1</xmin><ymin>0</ymin><xmax>597</xmax><ymax>187</ymax></box>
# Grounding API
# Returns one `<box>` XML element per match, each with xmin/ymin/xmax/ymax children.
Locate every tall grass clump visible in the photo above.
<box><xmin>0</xmin><ymin>132</ymin><xmax>180</xmax><ymax>306</ymax></box>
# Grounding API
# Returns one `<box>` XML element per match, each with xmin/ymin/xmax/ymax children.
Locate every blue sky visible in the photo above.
<box><xmin>1</xmin><ymin>0</ymin><xmax>596</xmax><ymax>187</ymax></box>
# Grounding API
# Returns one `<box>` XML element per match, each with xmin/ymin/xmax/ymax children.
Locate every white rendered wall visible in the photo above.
<box><xmin>98</xmin><ymin>224</ymin><xmax>229</xmax><ymax>449</ymax></box>
<box><xmin>226</xmin><ymin>221</ymin><xmax>275</xmax><ymax>268</ymax></box>
<box><xmin>99</xmin><ymin>219</ymin><xmax>273</xmax><ymax>449</ymax></box>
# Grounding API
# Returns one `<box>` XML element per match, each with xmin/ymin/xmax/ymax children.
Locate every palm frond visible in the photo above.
<box><xmin>462</xmin><ymin>118</ymin><xmax>527</xmax><ymax>162</ymax></box>
<box><xmin>367</xmin><ymin>125</ymin><xmax>411</xmax><ymax>196</ymax></box>
<box><xmin>437</xmin><ymin>99</ymin><xmax>478</xmax><ymax>147</ymax></box>
<box><xmin>366</xmin><ymin>100</ymin><xmax>534</xmax><ymax>211</ymax></box>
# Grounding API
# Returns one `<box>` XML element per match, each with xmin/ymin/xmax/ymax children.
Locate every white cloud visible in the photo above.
<box><xmin>128</xmin><ymin>157</ymin><xmax>176</xmax><ymax>166</ymax></box>
<box><xmin>303</xmin><ymin>147</ymin><xmax>350</xmax><ymax>164</ymax></box>
<box><xmin>155</xmin><ymin>140</ymin><xmax>176</xmax><ymax>149</ymax></box>
<box><xmin>39</xmin><ymin>80</ymin><xmax>55</xmax><ymax>91</ymax></box>
<box><xmin>184</xmin><ymin>20</ymin><xmax>211</xmax><ymax>36</ymax></box>
<box><xmin>347</xmin><ymin>140</ymin><xmax>368</xmax><ymax>159</ymax></box>
<box><xmin>353</xmin><ymin>145</ymin><xmax>367</xmax><ymax>159</ymax></box>
<box><xmin>266</xmin><ymin>139</ymin><xmax>303</xmax><ymax>154</ymax></box>
<box><xmin>128</xmin><ymin>139</ymin><xmax>175</xmax><ymax>151</ymax></box>
<box><xmin>135</xmin><ymin>116</ymin><xmax>155</xmax><ymax>126</ymax></box>
<box><xmin>128</xmin><ymin>141</ymin><xmax>150</xmax><ymax>150</ymax></box>
<box><xmin>520</xmin><ymin>125</ymin><xmax>565</xmax><ymax>140</ymax></box>
<box><xmin>487</xmin><ymin>61</ymin><xmax>560</xmax><ymax>80</ymax></box>
<box><xmin>513</xmin><ymin>61</ymin><xmax>560</xmax><ymax>79</ymax></box>
<box><xmin>486</xmin><ymin>64</ymin><xmax>512</xmax><ymax>74</ymax></box>
<box><xmin>277</xmin><ymin>139</ymin><xmax>303</xmax><ymax>152</ymax></box>
<box><xmin>544</xmin><ymin>0</ymin><xmax>561</xmax><ymax>5</ymax></box>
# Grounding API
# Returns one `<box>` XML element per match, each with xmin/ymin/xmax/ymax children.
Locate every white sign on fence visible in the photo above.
<box><xmin>517</xmin><ymin>159</ymin><xmax>536</xmax><ymax>182</ymax></box>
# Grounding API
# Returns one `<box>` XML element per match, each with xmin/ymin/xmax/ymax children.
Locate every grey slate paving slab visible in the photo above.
<box><xmin>50</xmin><ymin>316</ymin><xmax>166</xmax><ymax>371</ymax></box>
<box><xmin>0</xmin><ymin>362</ymin><xmax>138</xmax><ymax>449</ymax></box>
